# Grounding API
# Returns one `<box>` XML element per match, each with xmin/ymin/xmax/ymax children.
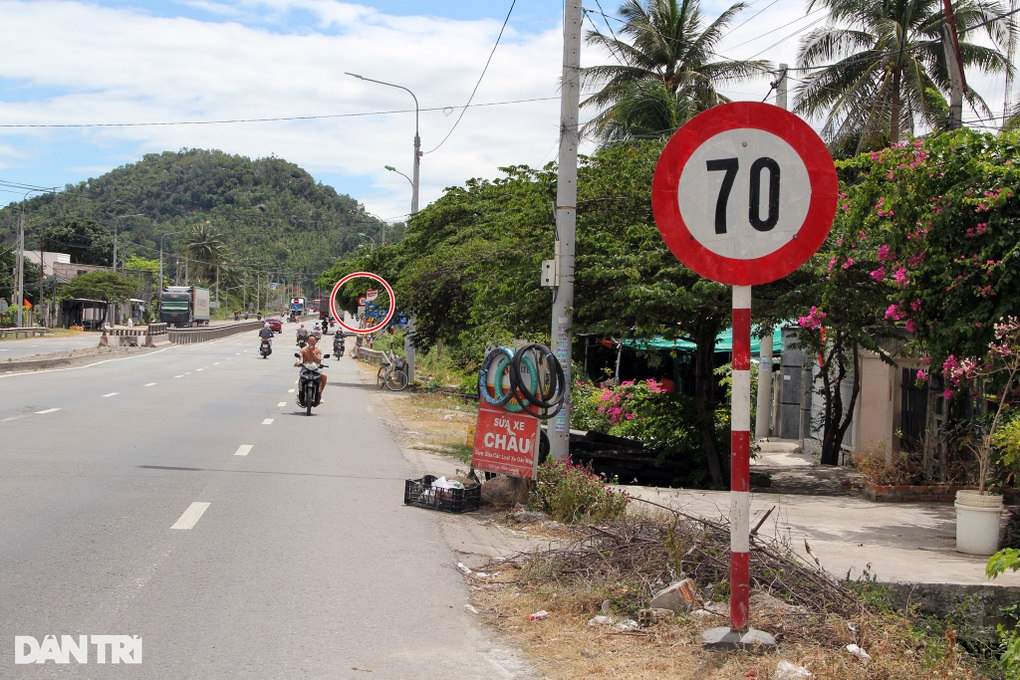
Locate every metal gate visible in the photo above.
<box><xmin>899</xmin><ymin>368</ymin><xmax>927</xmax><ymax>452</ymax></box>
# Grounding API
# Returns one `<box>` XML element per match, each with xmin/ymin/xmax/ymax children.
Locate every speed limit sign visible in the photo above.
<box><xmin>652</xmin><ymin>102</ymin><xmax>837</xmax><ymax>286</ymax></box>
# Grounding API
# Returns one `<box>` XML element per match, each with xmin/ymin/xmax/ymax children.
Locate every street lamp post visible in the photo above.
<box><xmin>158</xmin><ymin>230</ymin><xmax>184</xmax><ymax>293</ymax></box>
<box><xmin>113</xmin><ymin>213</ymin><xmax>144</xmax><ymax>274</ymax></box>
<box><xmin>15</xmin><ymin>188</ymin><xmax>57</xmax><ymax>327</ymax></box>
<box><xmin>346</xmin><ymin>71</ymin><xmax>421</xmax><ymax>381</ymax></box>
<box><xmin>357</xmin><ymin>233</ymin><xmax>377</xmax><ymax>249</ymax></box>
<box><xmin>345</xmin><ymin>72</ymin><xmax>420</xmax><ymax>215</ymax></box>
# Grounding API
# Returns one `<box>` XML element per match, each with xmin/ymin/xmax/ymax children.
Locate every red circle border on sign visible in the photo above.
<box><xmin>328</xmin><ymin>272</ymin><xmax>395</xmax><ymax>335</ymax></box>
<box><xmin>651</xmin><ymin>102</ymin><xmax>837</xmax><ymax>286</ymax></box>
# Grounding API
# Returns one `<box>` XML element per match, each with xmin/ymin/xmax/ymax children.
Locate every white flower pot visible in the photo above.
<box><xmin>955</xmin><ymin>489</ymin><xmax>1004</xmax><ymax>555</ymax></box>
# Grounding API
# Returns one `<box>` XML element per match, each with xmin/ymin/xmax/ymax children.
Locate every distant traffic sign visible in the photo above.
<box><xmin>652</xmin><ymin>102</ymin><xmax>837</xmax><ymax>286</ymax></box>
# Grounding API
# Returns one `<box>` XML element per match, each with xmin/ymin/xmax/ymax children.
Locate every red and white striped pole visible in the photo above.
<box><xmin>730</xmin><ymin>285</ymin><xmax>752</xmax><ymax>633</ymax></box>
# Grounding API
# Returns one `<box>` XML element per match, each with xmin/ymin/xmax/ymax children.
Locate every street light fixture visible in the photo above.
<box><xmin>384</xmin><ymin>164</ymin><xmax>413</xmax><ymax>189</ymax></box>
<box><xmin>345</xmin><ymin>72</ymin><xmax>420</xmax><ymax>215</ymax></box>
<box><xmin>357</xmin><ymin>232</ymin><xmax>377</xmax><ymax>248</ymax></box>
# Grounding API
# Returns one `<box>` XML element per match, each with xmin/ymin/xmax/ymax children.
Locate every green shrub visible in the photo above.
<box><xmin>570</xmin><ymin>378</ymin><xmax>725</xmax><ymax>487</ymax></box>
<box><xmin>530</xmin><ymin>459</ymin><xmax>629</xmax><ymax>523</ymax></box>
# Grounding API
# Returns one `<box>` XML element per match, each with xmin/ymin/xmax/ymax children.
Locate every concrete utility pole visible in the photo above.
<box><xmin>941</xmin><ymin>0</ymin><xmax>967</xmax><ymax>130</ymax></box>
<box><xmin>548</xmin><ymin>0</ymin><xmax>582</xmax><ymax>462</ymax></box>
<box><xmin>755</xmin><ymin>64</ymin><xmax>788</xmax><ymax>441</ymax></box>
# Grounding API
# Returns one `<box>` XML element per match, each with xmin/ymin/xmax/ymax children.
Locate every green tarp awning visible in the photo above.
<box><xmin>622</xmin><ymin>326</ymin><xmax>784</xmax><ymax>354</ymax></box>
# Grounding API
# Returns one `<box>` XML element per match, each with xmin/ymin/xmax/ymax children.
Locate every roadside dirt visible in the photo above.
<box><xmin>357</xmin><ymin>360</ymin><xmax>990</xmax><ymax>680</ymax></box>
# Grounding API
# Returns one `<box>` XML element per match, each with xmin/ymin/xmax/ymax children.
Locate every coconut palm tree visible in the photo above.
<box><xmin>794</xmin><ymin>0</ymin><xmax>1015</xmax><ymax>150</ymax></box>
<box><xmin>582</xmin><ymin>0</ymin><xmax>772</xmax><ymax>143</ymax></box>
<box><xmin>1004</xmin><ymin>101</ymin><xmax>1020</xmax><ymax>132</ymax></box>
<box><xmin>180</xmin><ymin>221</ymin><xmax>228</xmax><ymax>282</ymax></box>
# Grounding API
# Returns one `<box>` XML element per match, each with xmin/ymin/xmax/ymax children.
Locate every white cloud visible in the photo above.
<box><xmin>0</xmin><ymin>1</ymin><xmax>572</xmax><ymax>219</ymax></box>
<box><xmin>0</xmin><ymin>0</ymin><xmax>1012</xmax><ymax>219</ymax></box>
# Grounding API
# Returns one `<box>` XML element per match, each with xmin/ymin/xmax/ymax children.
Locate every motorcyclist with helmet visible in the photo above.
<box><xmin>333</xmin><ymin>328</ymin><xmax>346</xmax><ymax>357</ymax></box>
<box><xmin>258</xmin><ymin>322</ymin><xmax>274</xmax><ymax>357</ymax></box>
<box><xmin>296</xmin><ymin>323</ymin><xmax>309</xmax><ymax>347</ymax></box>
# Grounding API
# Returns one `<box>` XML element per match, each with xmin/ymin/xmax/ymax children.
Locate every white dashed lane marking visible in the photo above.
<box><xmin>261</xmin><ymin>418</ymin><xmax>274</xmax><ymax>425</ymax></box>
<box><xmin>102</xmin><ymin>392</ymin><xmax>118</xmax><ymax>398</ymax></box>
<box><xmin>277</xmin><ymin>402</ymin><xmax>286</xmax><ymax>408</ymax></box>
<box><xmin>234</xmin><ymin>445</ymin><xmax>253</xmax><ymax>457</ymax></box>
<box><xmin>144</xmin><ymin>382</ymin><xmax>157</xmax><ymax>387</ymax></box>
<box><xmin>35</xmin><ymin>408</ymin><xmax>61</xmax><ymax>414</ymax></box>
<box><xmin>171</xmin><ymin>502</ymin><xmax>211</xmax><ymax>530</ymax></box>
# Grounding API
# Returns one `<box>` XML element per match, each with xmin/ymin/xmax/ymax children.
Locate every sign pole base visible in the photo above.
<box><xmin>700</xmin><ymin>626</ymin><xmax>777</xmax><ymax>650</ymax></box>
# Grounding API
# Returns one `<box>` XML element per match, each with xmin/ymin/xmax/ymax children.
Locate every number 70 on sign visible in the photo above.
<box><xmin>652</xmin><ymin>102</ymin><xmax>837</xmax><ymax>287</ymax></box>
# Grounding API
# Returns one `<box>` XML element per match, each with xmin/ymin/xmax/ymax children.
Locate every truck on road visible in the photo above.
<box><xmin>159</xmin><ymin>286</ymin><xmax>211</xmax><ymax>327</ymax></box>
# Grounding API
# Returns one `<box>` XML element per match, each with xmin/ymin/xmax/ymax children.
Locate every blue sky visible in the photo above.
<box><xmin>0</xmin><ymin>0</ymin><xmax>1011</xmax><ymax>223</ymax></box>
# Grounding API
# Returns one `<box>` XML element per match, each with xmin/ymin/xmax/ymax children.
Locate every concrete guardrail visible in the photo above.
<box><xmin>167</xmin><ymin>320</ymin><xmax>263</xmax><ymax>344</ymax></box>
<box><xmin>0</xmin><ymin>326</ymin><xmax>48</xmax><ymax>340</ymax></box>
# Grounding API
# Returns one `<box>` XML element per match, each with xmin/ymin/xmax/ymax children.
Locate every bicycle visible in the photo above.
<box><xmin>377</xmin><ymin>352</ymin><xmax>409</xmax><ymax>391</ymax></box>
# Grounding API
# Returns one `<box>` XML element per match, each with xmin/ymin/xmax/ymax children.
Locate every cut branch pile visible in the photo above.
<box><xmin>487</xmin><ymin>501</ymin><xmax>865</xmax><ymax>620</ymax></box>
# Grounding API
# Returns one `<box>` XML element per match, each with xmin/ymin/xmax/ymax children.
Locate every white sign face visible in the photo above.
<box><xmin>676</xmin><ymin>128</ymin><xmax>811</xmax><ymax>261</ymax></box>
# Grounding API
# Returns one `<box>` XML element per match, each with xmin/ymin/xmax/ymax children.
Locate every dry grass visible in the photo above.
<box><xmin>370</xmin><ymin>363</ymin><xmax>994</xmax><ymax>679</ymax></box>
<box><xmin>464</xmin><ymin>516</ymin><xmax>987</xmax><ymax>679</ymax></box>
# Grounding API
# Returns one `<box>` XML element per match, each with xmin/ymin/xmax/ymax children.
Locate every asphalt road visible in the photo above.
<box><xmin>0</xmin><ymin>334</ymin><xmax>535</xmax><ymax>679</ymax></box>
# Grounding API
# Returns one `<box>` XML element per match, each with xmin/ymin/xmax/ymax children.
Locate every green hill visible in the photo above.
<box><xmin>0</xmin><ymin>148</ymin><xmax>392</xmax><ymax>296</ymax></box>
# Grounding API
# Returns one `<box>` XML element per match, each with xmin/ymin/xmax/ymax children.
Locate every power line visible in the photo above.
<box><xmin>0</xmin><ymin>96</ymin><xmax>560</xmax><ymax>130</ymax></box>
<box><xmin>424</xmin><ymin>0</ymin><xmax>517</xmax><ymax>154</ymax></box>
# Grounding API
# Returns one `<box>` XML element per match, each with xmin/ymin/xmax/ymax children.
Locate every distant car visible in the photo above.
<box><xmin>265</xmin><ymin>318</ymin><xmax>283</xmax><ymax>333</ymax></box>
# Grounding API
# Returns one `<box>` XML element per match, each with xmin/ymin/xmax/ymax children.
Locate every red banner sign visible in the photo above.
<box><xmin>471</xmin><ymin>400</ymin><xmax>539</xmax><ymax>478</ymax></box>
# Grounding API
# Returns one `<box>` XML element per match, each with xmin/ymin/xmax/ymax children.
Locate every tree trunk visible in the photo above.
<box><xmin>889</xmin><ymin>69</ymin><xmax>902</xmax><ymax>146</ymax></box>
<box><xmin>820</xmin><ymin>341</ymin><xmax>861</xmax><ymax>466</ymax></box>
<box><xmin>922</xmin><ymin>385</ymin><xmax>947</xmax><ymax>481</ymax></box>
<box><xmin>693</xmin><ymin>322</ymin><xmax>725</xmax><ymax>488</ymax></box>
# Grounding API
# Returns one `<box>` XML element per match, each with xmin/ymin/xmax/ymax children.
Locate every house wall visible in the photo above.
<box><xmin>853</xmin><ymin>353</ymin><xmax>896</xmax><ymax>462</ymax></box>
<box><xmin>852</xmin><ymin>352</ymin><xmax>922</xmax><ymax>463</ymax></box>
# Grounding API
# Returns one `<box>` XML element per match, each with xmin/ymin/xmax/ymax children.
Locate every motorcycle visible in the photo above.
<box><xmin>333</xmin><ymin>334</ymin><xmax>345</xmax><ymax>358</ymax></box>
<box><xmin>295</xmin><ymin>352</ymin><xmax>329</xmax><ymax>415</ymax></box>
<box><xmin>259</xmin><ymin>337</ymin><xmax>272</xmax><ymax>358</ymax></box>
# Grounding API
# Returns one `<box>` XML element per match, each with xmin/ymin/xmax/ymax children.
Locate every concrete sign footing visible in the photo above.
<box><xmin>700</xmin><ymin>626</ymin><xmax>777</xmax><ymax>651</ymax></box>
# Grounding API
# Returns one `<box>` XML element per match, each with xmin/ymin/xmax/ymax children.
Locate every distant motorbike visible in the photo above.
<box><xmin>333</xmin><ymin>334</ymin><xmax>345</xmax><ymax>357</ymax></box>
<box><xmin>259</xmin><ymin>338</ymin><xmax>272</xmax><ymax>359</ymax></box>
<box><xmin>295</xmin><ymin>352</ymin><xmax>329</xmax><ymax>415</ymax></box>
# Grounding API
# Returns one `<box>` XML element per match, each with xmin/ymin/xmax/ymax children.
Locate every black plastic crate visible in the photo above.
<box><xmin>404</xmin><ymin>475</ymin><xmax>481</xmax><ymax>514</ymax></box>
